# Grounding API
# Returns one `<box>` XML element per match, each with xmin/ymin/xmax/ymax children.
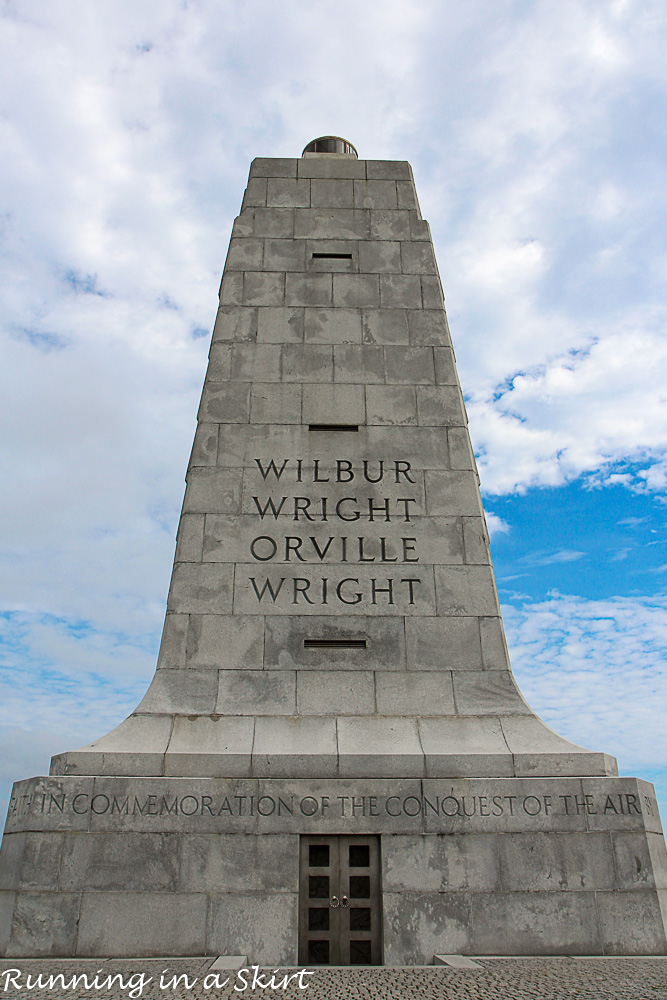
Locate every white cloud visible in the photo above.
<box><xmin>485</xmin><ymin>512</ymin><xmax>510</xmax><ymax>537</ymax></box>
<box><xmin>522</xmin><ymin>550</ymin><xmax>586</xmax><ymax>567</ymax></box>
<box><xmin>468</xmin><ymin>323</ymin><xmax>667</xmax><ymax>495</ymax></box>
<box><xmin>505</xmin><ymin>592</ymin><xmax>667</xmax><ymax>774</ymax></box>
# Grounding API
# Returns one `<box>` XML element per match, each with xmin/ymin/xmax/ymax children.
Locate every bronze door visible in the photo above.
<box><xmin>298</xmin><ymin>835</ymin><xmax>382</xmax><ymax>966</ymax></box>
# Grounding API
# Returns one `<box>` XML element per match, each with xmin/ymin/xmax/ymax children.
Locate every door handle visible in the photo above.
<box><xmin>341</xmin><ymin>896</ymin><xmax>349</xmax><ymax>908</ymax></box>
<box><xmin>329</xmin><ymin>896</ymin><xmax>340</xmax><ymax>907</ymax></box>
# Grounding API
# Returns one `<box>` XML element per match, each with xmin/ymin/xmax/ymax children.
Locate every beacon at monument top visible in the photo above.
<box><xmin>302</xmin><ymin>135</ymin><xmax>358</xmax><ymax>156</ymax></box>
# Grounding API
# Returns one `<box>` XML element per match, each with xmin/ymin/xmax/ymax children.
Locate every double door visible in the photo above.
<box><xmin>298</xmin><ymin>835</ymin><xmax>382</xmax><ymax>966</ymax></box>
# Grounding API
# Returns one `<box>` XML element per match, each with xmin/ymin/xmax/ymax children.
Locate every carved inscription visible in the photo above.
<box><xmin>8</xmin><ymin>787</ymin><xmax>654</xmax><ymax>824</ymax></box>
<box><xmin>244</xmin><ymin>457</ymin><xmax>424</xmax><ymax>611</ymax></box>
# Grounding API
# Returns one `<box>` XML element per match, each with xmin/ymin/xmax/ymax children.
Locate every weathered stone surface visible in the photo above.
<box><xmin>250</xmin><ymin>157</ymin><xmax>297</xmax><ymax>178</ymax></box>
<box><xmin>257</xmin><ymin>306</ymin><xmax>304</xmax><ymax>343</ymax></box>
<box><xmin>156</xmin><ymin>613</ymin><xmax>189</xmax><ymax>669</ymax></box>
<box><xmin>225</xmin><ymin>237</ymin><xmax>263</xmax><ymax>271</ymax></box>
<box><xmin>471</xmin><ymin>891</ymin><xmax>600</xmax><ymax>955</ymax></box>
<box><xmin>241</xmin><ymin>178</ymin><xmax>267</xmax><ymax>209</ymax></box>
<box><xmin>285</xmin><ymin>272</ymin><xmax>332</xmax><ymax>307</ymax></box>
<box><xmin>384</xmin><ymin>346</ymin><xmax>435</xmax><ymax>384</ymax></box>
<box><xmin>167</xmin><ymin>563</ymin><xmax>233</xmax><ymax>614</ymax></box>
<box><xmin>383</xmin><ymin>833</ymin><xmax>500</xmax><ymax>892</ymax></box>
<box><xmin>375</xmin><ymin>672</ymin><xmax>455</xmax><ymax>717</ymax></box>
<box><xmin>370</xmin><ymin>210</ymin><xmax>411</xmax><ymax>241</ymax></box>
<box><xmin>0</xmin><ymin>891</ymin><xmax>13</xmax><ymax>952</ymax></box>
<box><xmin>497</xmin><ymin>832</ymin><xmax>616</xmax><ymax>892</ymax></box>
<box><xmin>249</xmin><ymin>383</ymin><xmax>301</xmax><ymax>424</ymax></box>
<box><xmin>294</xmin><ymin>209</ymin><xmax>370</xmax><ymax>240</ymax></box>
<box><xmin>596</xmin><ymin>890</ymin><xmax>667</xmax><ymax>953</ymax></box>
<box><xmin>383</xmin><ymin>891</ymin><xmax>473</xmax><ymax>964</ymax></box>
<box><xmin>366</xmin><ymin>384</ymin><xmax>417</xmax><ymax>425</ymax></box>
<box><xmin>180</xmin><ymin>833</ymin><xmax>297</xmax><ymax>892</ymax></box>
<box><xmin>362</xmin><ymin>309</ymin><xmax>410</xmax><ymax>344</ymax></box>
<box><xmin>4</xmin><ymin>891</ymin><xmax>80</xmax><ymax>957</ymax></box>
<box><xmin>265</xmin><ymin>616</ymin><xmax>405</xmax><ymax>670</ymax></box>
<box><xmin>417</xmin><ymin>386</ymin><xmax>467</xmax><ymax>425</ymax></box>
<box><xmin>165</xmin><ymin>716</ymin><xmax>254</xmax><ymax>777</ymax></box>
<box><xmin>188</xmin><ymin>422</ymin><xmax>218</xmax><ymax>467</ymax></box>
<box><xmin>263</xmin><ymin>238</ymin><xmax>306</xmax><ymax>272</ymax></box>
<box><xmin>231</xmin><ymin>343</ymin><xmax>282</xmax><ymax>382</ymax></box>
<box><xmin>333</xmin><ymin>274</ymin><xmax>379</xmax><ymax>309</ymax></box>
<box><xmin>297</xmin><ymin>671</ymin><xmax>375</xmax><ymax>715</ymax></box>
<box><xmin>252</xmin><ymin>718</ymin><xmax>338</xmax><ymax>778</ymax></box>
<box><xmin>408</xmin><ymin>310</ymin><xmax>450</xmax><ymax>346</ymax></box>
<box><xmin>243</xmin><ymin>272</ymin><xmax>285</xmax><ymax>306</ymax></box>
<box><xmin>0</xmin><ymin>834</ymin><xmax>64</xmax><ymax>892</ymax></box>
<box><xmin>182</xmin><ymin>467</ymin><xmax>241</xmax><ymax>514</ymax></box>
<box><xmin>206</xmin><ymin>342</ymin><xmax>232</xmax><ymax>381</ymax></box>
<box><xmin>253</xmin><ymin>207</ymin><xmax>294</xmax><ymax>238</ymax></box>
<box><xmin>282</xmin><ymin>343</ymin><xmax>333</xmax><ymax>381</ymax></box>
<box><xmin>135</xmin><ymin>669</ymin><xmax>218</xmax><ymax>715</ymax></box>
<box><xmin>302</xmin><ymin>383</ymin><xmax>365</xmax><ymax>424</ymax></box>
<box><xmin>198</xmin><ymin>382</ymin><xmax>250</xmax><ymax>423</ymax></box>
<box><xmin>336</xmin><ymin>719</ymin><xmax>424</xmax><ymax>778</ymax></box>
<box><xmin>401</xmin><ymin>242</ymin><xmax>437</xmax><ymax>274</ymax></box>
<box><xmin>59</xmin><ymin>832</ymin><xmax>180</xmax><ymax>891</ymax></box>
<box><xmin>354</xmin><ymin>180</ymin><xmax>399</xmax><ymax>210</ymax></box>
<box><xmin>311</xmin><ymin>178</ymin><xmax>355</xmax><ymax>209</ymax></box>
<box><xmin>406</xmin><ymin>616</ymin><xmax>483</xmax><ymax>670</ymax></box>
<box><xmin>298</xmin><ymin>156</ymin><xmax>366</xmax><ymax>178</ymax></box>
<box><xmin>418</xmin><ymin>716</ymin><xmax>510</xmax><ymax>763</ymax></box>
<box><xmin>77</xmin><ymin>892</ymin><xmax>207</xmax><ymax>957</ymax></box>
<box><xmin>334</xmin><ymin>344</ymin><xmax>384</xmax><ymax>383</ymax></box>
<box><xmin>366</xmin><ymin>160</ymin><xmax>413</xmax><ymax>181</ymax></box>
<box><xmin>305</xmin><ymin>307</ymin><xmax>362</xmax><ymax>344</ymax></box>
<box><xmin>359</xmin><ymin>241</ymin><xmax>401</xmax><ymax>273</ymax></box>
<box><xmin>217</xmin><ymin>670</ymin><xmax>296</xmax><ymax>715</ymax></box>
<box><xmin>208</xmin><ymin>891</ymin><xmax>298</xmax><ymax>966</ymax></box>
<box><xmin>186</xmin><ymin>615</ymin><xmax>264</xmax><ymax>670</ymax></box>
<box><xmin>426</xmin><ymin>471</ymin><xmax>482</xmax><ymax>515</ymax></box>
<box><xmin>380</xmin><ymin>274</ymin><xmax>422</xmax><ymax>309</ymax></box>
<box><xmin>267</xmin><ymin>178</ymin><xmax>310</xmax><ymax>208</ymax></box>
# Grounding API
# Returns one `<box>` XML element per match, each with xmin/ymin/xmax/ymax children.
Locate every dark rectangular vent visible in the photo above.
<box><xmin>304</xmin><ymin>639</ymin><xmax>367</xmax><ymax>649</ymax></box>
<box><xmin>308</xmin><ymin>424</ymin><xmax>359</xmax><ymax>432</ymax></box>
<box><xmin>312</xmin><ymin>252</ymin><xmax>353</xmax><ymax>260</ymax></box>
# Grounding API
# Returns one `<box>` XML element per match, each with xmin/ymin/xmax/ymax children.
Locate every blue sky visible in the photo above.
<box><xmin>1</xmin><ymin>0</ymin><xmax>667</xmax><ymax>818</ymax></box>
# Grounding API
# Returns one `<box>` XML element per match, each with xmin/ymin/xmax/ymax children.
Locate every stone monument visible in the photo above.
<box><xmin>1</xmin><ymin>136</ymin><xmax>666</xmax><ymax>964</ymax></box>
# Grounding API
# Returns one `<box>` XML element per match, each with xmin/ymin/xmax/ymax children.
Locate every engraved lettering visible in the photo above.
<box><xmin>292</xmin><ymin>578</ymin><xmax>314</xmax><ymax>604</ymax></box>
<box><xmin>337</xmin><ymin>578</ymin><xmax>362</xmax><ymax>604</ymax></box>
<box><xmin>250</xmin><ymin>535</ymin><xmax>278</xmax><ymax>560</ymax></box>
<box><xmin>395</xmin><ymin>460</ymin><xmax>416</xmax><ymax>483</ymax></box>
<box><xmin>254</xmin><ymin>458</ymin><xmax>289</xmax><ymax>481</ymax></box>
<box><xmin>363</xmin><ymin>460</ymin><xmax>384</xmax><ymax>483</ymax></box>
<box><xmin>337</xmin><ymin>459</ymin><xmax>354</xmax><ymax>482</ymax></box>
<box><xmin>252</xmin><ymin>496</ymin><xmax>287</xmax><ymax>519</ymax></box>
<box><xmin>285</xmin><ymin>536</ymin><xmax>306</xmax><ymax>561</ymax></box>
<box><xmin>250</xmin><ymin>577</ymin><xmax>286</xmax><ymax>602</ymax></box>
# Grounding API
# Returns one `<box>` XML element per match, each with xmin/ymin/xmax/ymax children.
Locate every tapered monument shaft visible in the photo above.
<box><xmin>1</xmin><ymin>140</ymin><xmax>666</xmax><ymax>963</ymax></box>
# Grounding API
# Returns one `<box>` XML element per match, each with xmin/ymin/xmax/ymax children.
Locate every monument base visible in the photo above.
<box><xmin>2</xmin><ymin>774</ymin><xmax>666</xmax><ymax>962</ymax></box>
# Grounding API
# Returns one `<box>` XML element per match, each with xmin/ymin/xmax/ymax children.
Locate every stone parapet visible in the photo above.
<box><xmin>1</xmin><ymin>775</ymin><xmax>665</xmax><ymax>960</ymax></box>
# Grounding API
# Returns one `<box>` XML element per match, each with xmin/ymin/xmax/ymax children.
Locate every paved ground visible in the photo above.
<box><xmin>2</xmin><ymin>957</ymin><xmax>667</xmax><ymax>999</ymax></box>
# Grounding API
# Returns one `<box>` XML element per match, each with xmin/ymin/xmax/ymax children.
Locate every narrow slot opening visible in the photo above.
<box><xmin>308</xmin><ymin>424</ymin><xmax>359</xmax><ymax>432</ymax></box>
<box><xmin>312</xmin><ymin>252</ymin><xmax>353</xmax><ymax>260</ymax></box>
<box><xmin>304</xmin><ymin>639</ymin><xmax>367</xmax><ymax>649</ymax></box>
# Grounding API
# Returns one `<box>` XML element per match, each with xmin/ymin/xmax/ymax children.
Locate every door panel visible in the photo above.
<box><xmin>299</xmin><ymin>835</ymin><xmax>382</xmax><ymax>966</ymax></box>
